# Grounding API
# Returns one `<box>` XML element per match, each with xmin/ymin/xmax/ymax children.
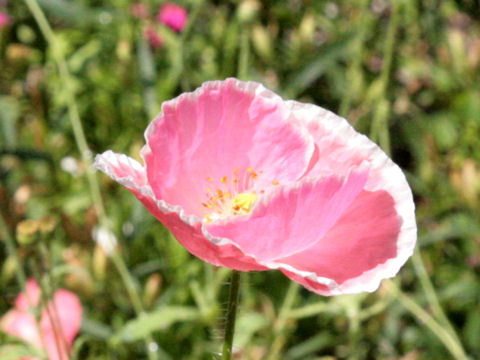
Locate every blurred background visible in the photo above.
<box><xmin>1</xmin><ymin>0</ymin><xmax>480</xmax><ymax>359</ymax></box>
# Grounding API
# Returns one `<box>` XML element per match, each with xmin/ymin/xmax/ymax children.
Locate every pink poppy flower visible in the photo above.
<box><xmin>94</xmin><ymin>78</ymin><xmax>417</xmax><ymax>296</ymax></box>
<box><xmin>0</xmin><ymin>279</ymin><xmax>82</xmax><ymax>360</ymax></box>
<box><xmin>0</xmin><ymin>12</ymin><xmax>10</xmax><ymax>27</ymax></box>
<box><xmin>156</xmin><ymin>2</ymin><xmax>187</xmax><ymax>33</ymax></box>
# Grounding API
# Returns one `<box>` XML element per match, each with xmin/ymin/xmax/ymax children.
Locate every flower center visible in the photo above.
<box><xmin>201</xmin><ymin>167</ymin><xmax>265</xmax><ymax>223</ymax></box>
<box><xmin>232</xmin><ymin>192</ymin><xmax>258</xmax><ymax>214</ymax></box>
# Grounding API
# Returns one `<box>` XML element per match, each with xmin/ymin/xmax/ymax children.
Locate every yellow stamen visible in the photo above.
<box><xmin>232</xmin><ymin>192</ymin><xmax>258</xmax><ymax>214</ymax></box>
<box><xmin>202</xmin><ymin>167</ymin><xmax>263</xmax><ymax>222</ymax></box>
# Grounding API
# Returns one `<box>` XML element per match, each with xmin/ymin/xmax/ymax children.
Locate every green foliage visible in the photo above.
<box><xmin>1</xmin><ymin>0</ymin><xmax>480</xmax><ymax>359</ymax></box>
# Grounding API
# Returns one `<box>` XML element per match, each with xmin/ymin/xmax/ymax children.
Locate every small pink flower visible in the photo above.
<box><xmin>156</xmin><ymin>2</ymin><xmax>187</xmax><ymax>32</ymax></box>
<box><xmin>1</xmin><ymin>279</ymin><xmax>82</xmax><ymax>360</ymax></box>
<box><xmin>95</xmin><ymin>78</ymin><xmax>417</xmax><ymax>296</ymax></box>
<box><xmin>0</xmin><ymin>12</ymin><xmax>10</xmax><ymax>27</ymax></box>
<box><xmin>144</xmin><ymin>25</ymin><xmax>164</xmax><ymax>48</ymax></box>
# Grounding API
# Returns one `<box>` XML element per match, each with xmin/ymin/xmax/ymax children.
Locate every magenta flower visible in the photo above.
<box><xmin>95</xmin><ymin>79</ymin><xmax>416</xmax><ymax>296</ymax></box>
<box><xmin>0</xmin><ymin>279</ymin><xmax>82</xmax><ymax>360</ymax></box>
<box><xmin>0</xmin><ymin>12</ymin><xmax>10</xmax><ymax>27</ymax></box>
<box><xmin>156</xmin><ymin>2</ymin><xmax>187</xmax><ymax>32</ymax></box>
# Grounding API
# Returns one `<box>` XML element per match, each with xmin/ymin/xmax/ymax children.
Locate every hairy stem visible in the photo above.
<box><xmin>222</xmin><ymin>270</ymin><xmax>241</xmax><ymax>360</ymax></box>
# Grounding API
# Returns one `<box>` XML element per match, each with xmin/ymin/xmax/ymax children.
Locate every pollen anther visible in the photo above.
<box><xmin>202</xmin><ymin>167</ymin><xmax>263</xmax><ymax>222</ymax></box>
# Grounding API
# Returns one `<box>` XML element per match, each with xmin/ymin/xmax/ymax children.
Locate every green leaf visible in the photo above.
<box><xmin>284</xmin><ymin>34</ymin><xmax>354</xmax><ymax>98</ymax></box>
<box><xmin>37</xmin><ymin>0</ymin><xmax>107</xmax><ymax>27</ymax></box>
<box><xmin>81</xmin><ymin>317</ymin><xmax>113</xmax><ymax>340</ymax></box>
<box><xmin>69</xmin><ymin>40</ymin><xmax>102</xmax><ymax>73</ymax></box>
<box><xmin>285</xmin><ymin>333</ymin><xmax>334</xmax><ymax>360</ymax></box>
<box><xmin>113</xmin><ymin>306</ymin><xmax>200</xmax><ymax>343</ymax></box>
<box><xmin>235</xmin><ymin>312</ymin><xmax>268</xmax><ymax>348</ymax></box>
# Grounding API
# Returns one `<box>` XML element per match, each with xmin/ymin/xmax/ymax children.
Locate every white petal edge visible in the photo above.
<box><xmin>94</xmin><ymin>151</ymin><xmax>202</xmax><ymax>228</ymax></box>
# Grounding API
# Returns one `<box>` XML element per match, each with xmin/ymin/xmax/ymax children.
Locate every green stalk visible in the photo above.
<box><xmin>137</xmin><ymin>35</ymin><xmax>158</xmax><ymax>120</ymax></box>
<box><xmin>222</xmin><ymin>270</ymin><xmax>241</xmax><ymax>360</ymax></box>
<box><xmin>369</xmin><ymin>0</ymin><xmax>401</xmax><ymax>155</ymax></box>
<box><xmin>21</xmin><ymin>0</ymin><xmax>106</xmax><ymax>221</ymax></box>
<box><xmin>110</xmin><ymin>251</ymin><xmax>145</xmax><ymax>315</ymax></box>
<box><xmin>411</xmin><ymin>250</ymin><xmax>466</xmax><ymax>354</ymax></box>
<box><xmin>389</xmin><ymin>281</ymin><xmax>468</xmax><ymax>360</ymax></box>
<box><xmin>362</xmin><ymin>2</ymin><xmax>465</xmax><ymax>355</ymax></box>
<box><xmin>21</xmin><ymin>1</ymin><xmax>159</xmax><ymax>358</ymax></box>
<box><xmin>359</xmin><ymin>3</ymin><xmax>466</xmax><ymax>357</ymax></box>
<box><xmin>266</xmin><ymin>282</ymin><xmax>300</xmax><ymax>360</ymax></box>
<box><xmin>238</xmin><ymin>30</ymin><xmax>250</xmax><ymax>80</ymax></box>
<box><xmin>339</xmin><ymin>0</ymin><xmax>370</xmax><ymax>118</ymax></box>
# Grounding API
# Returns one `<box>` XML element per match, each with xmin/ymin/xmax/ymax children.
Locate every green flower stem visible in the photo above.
<box><xmin>222</xmin><ymin>270</ymin><xmax>241</xmax><ymax>360</ymax></box>
<box><xmin>137</xmin><ymin>35</ymin><xmax>159</xmax><ymax>120</ymax></box>
<box><xmin>389</xmin><ymin>281</ymin><xmax>468</xmax><ymax>360</ymax></box>
<box><xmin>360</xmin><ymin>2</ymin><xmax>465</xmax><ymax>357</ymax></box>
<box><xmin>411</xmin><ymin>250</ymin><xmax>466</xmax><ymax>353</ymax></box>
<box><xmin>21</xmin><ymin>1</ymin><xmax>158</xmax><ymax>358</ymax></box>
<box><xmin>110</xmin><ymin>251</ymin><xmax>144</xmax><ymax>315</ymax></box>
<box><xmin>178</xmin><ymin>0</ymin><xmax>204</xmax><ymax>92</ymax></box>
<box><xmin>21</xmin><ymin>0</ymin><xmax>106</xmax><ymax>222</ymax></box>
<box><xmin>338</xmin><ymin>0</ymin><xmax>371</xmax><ymax>118</ymax></box>
<box><xmin>110</xmin><ymin>251</ymin><xmax>162</xmax><ymax>357</ymax></box>
<box><xmin>369</xmin><ymin>0</ymin><xmax>401</xmax><ymax>156</ymax></box>
<box><xmin>377</xmin><ymin>2</ymin><xmax>399</xmax><ymax>100</ymax></box>
<box><xmin>238</xmin><ymin>30</ymin><xmax>250</xmax><ymax>80</ymax></box>
<box><xmin>180</xmin><ymin>0</ymin><xmax>204</xmax><ymax>42</ymax></box>
<box><xmin>363</xmin><ymin>2</ymin><xmax>464</xmax><ymax>354</ymax></box>
<box><xmin>266</xmin><ymin>282</ymin><xmax>300</xmax><ymax>360</ymax></box>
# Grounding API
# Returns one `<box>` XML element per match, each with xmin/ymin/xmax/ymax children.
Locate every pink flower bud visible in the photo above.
<box><xmin>156</xmin><ymin>2</ymin><xmax>187</xmax><ymax>33</ymax></box>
